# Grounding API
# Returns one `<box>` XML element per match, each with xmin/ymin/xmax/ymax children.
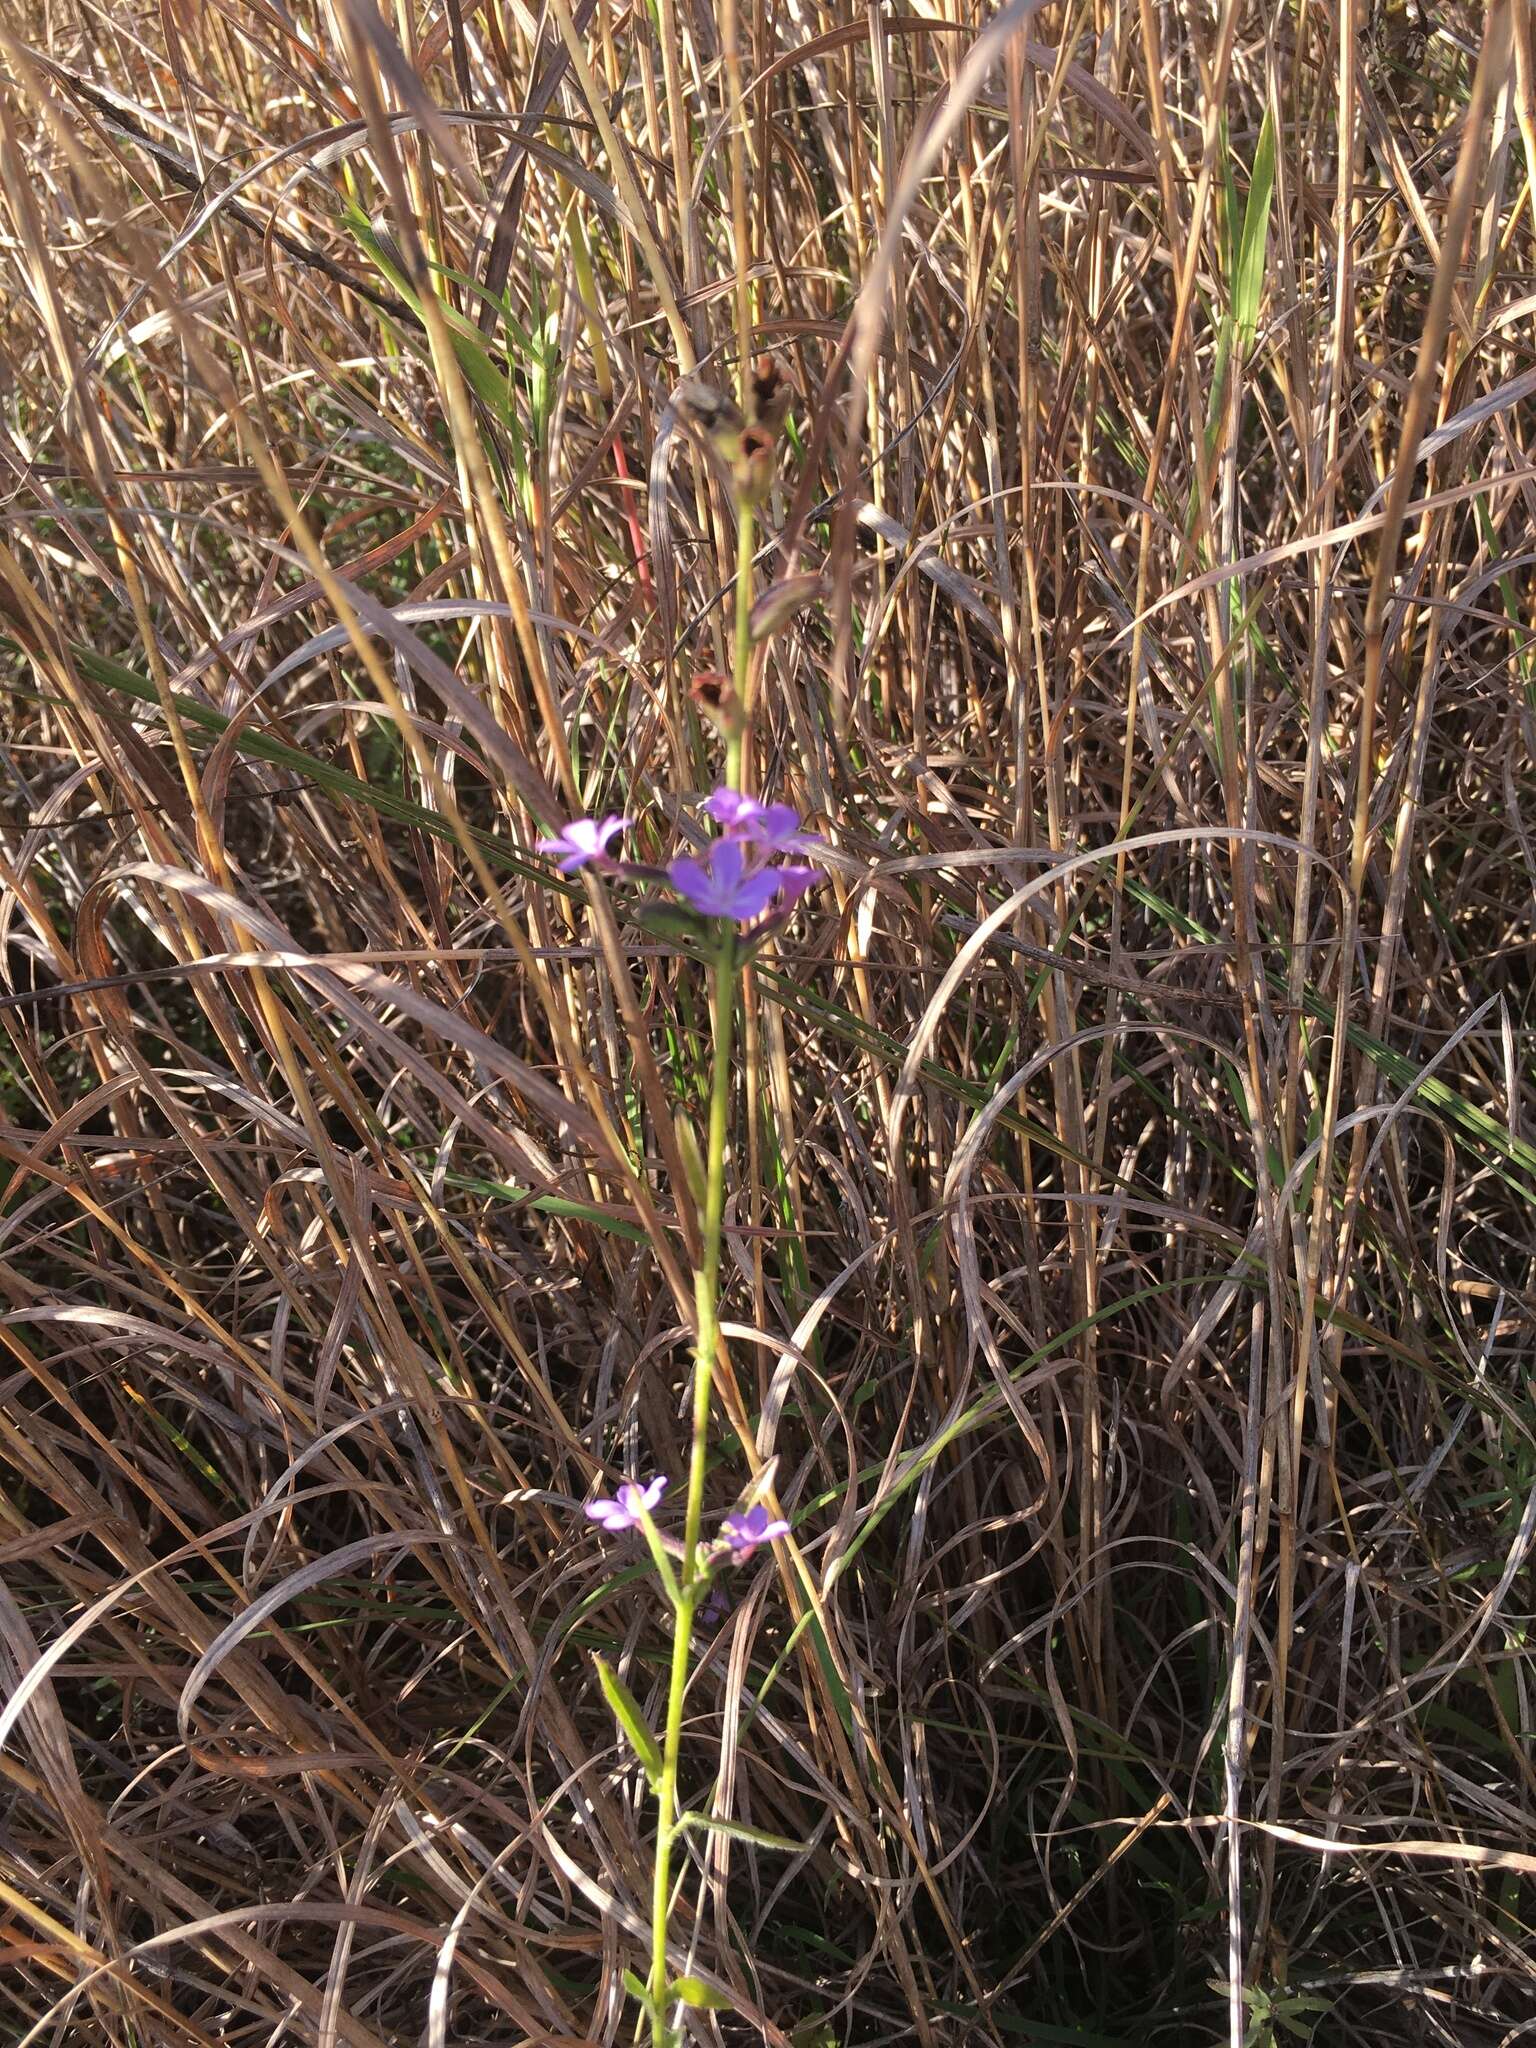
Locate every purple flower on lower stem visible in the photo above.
<box><xmin>585</xmin><ymin>1475</ymin><xmax>667</xmax><ymax>1532</ymax></box>
<box><xmin>719</xmin><ymin>1504</ymin><xmax>791</xmax><ymax>1562</ymax></box>
<box><xmin>702</xmin><ymin>787</ymin><xmax>813</xmax><ymax>854</ymax></box>
<box><xmin>537</xmin><ymin>814</ymin><xmax>631</xmax><ymax>873</ymax></box>
<box><xmin>668</xmin><ymin>836</ymin><xmax>784</xmax><ymax>924</ymax></box>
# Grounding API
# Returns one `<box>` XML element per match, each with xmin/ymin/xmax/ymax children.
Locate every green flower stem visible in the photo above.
<box><xmin>649</xmin><ymin>485</ymin><xmax>753</xmax><ymax>2048</ymax></box>
<box><xmin>724</xmin><ymin>500</ymin><xmax>754</xmax><ymax>792</ymax></box>
<box><xmin>649</xmin><ymin>921</ymin><xmax>738</xmax><ymax>2041</ymax></box>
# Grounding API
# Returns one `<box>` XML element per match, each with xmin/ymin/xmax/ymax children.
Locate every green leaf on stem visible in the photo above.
<box><xmin>621</xmin><ymin>1968</ymin><xmax>671</xmax><ymax>2036</ymax></box>
<box><xmin>594</xmin><ymin>1656</ymin><xmax>663</xmax><ymax>1785</ymax></box>
<box><xmin>671</xmin><ymin>1975</ymin><xmax>733</xmax><ymax>2010</ymax></box>
<box><xmin>678</xmin><ymin>1810</ymin><xmax>806</xmax><ymax>1852</ymax></box>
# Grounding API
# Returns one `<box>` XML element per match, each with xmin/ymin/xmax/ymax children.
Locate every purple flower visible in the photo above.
<box><xmin>771</xmin><ymin>863</ymin><xmax>820</xmax><ymax>911</ymax></box>
<box><xmin>668</xmin><ymin>836</ymin><xmax>785</xmax><ymax>924</ymax></box>
<box><xmin>585</xmin><ymin>1475</ymin><xmax>667</xmax><ymax>1532</ymax></box>
<box><xmin>537</xmin><ymin>814</ymin><xmax>631</xmax><ymax>873</ymax></box>
<box><xmin>702</xmin><ymin>788</ymin><xmax>812</xmax><ymax>853</ymax></box>
<box><xmin>719</xmin><ymin>1504</ymin><xmax>791</xmax><ymax>1562</ymax></box>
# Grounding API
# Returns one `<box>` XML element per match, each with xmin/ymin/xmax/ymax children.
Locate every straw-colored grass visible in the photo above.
<box><xmin>2</xmin><ymin>1</ymin><xmax>1535</xmax><ymax>2042</ymax></box>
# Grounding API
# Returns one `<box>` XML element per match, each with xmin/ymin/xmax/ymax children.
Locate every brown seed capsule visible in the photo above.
<box><xmin>673</xmin><ymin>377</ymin><xmax>746</xmax><ymax>448</ymax></box>
<box><xmin>690</xmin><ymin>668</ymin><xmax>745</xmax><ymax>738</ymax></box>
<box><xmin>735</xmin><ymin>423</ymin><xmax>778</xmax><ymax>507</ymax></box>
<box><xmin>672</xmin><ymin>361</ymin><xmax>791</xmax><ymax>507</ymax></box>
<box><xmin>748</xmin><ymin>351</ymin><xmax>792</xmax><ymax>435</ymax></box>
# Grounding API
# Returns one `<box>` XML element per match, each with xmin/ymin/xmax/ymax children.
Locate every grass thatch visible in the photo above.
<box><xmin>2</xmin><ymin>1</ymin><xmax>1535</xmax><ymax>2042</ymax></box>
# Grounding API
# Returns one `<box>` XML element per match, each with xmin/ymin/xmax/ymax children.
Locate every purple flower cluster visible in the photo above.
<box><xmin>584</xmin><ymin>1476</ymin><xmax>790</xmax><ymax>1565</ymax></box>
<box><xmin>669</xmin><ymin>791</ymin><xmax>818</xmax><ymax>925</ymax></box>
<box><xmin>535</xmin><ymin>786</ymin><xmax>821</xmax><ymax>927</ymax></box>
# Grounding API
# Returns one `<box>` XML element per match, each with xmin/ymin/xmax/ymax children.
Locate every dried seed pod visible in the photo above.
<box><xmin>736</xmin><ymin>423</ymin><xmax>778</xmax><ymax>507</ymax></box>
<box><xmin>690</xmin><ymin>668</ymin><xmax>744</xmax><ymax>739</ymax></box>
<box><xmin>673</xmin><ymin>377</ymin><xmax>746</xmax><ymax>453</ymax></box>
<box><xmin>747</xmin><ymin>351</ymin><xmax>792</xmax><ymax>435</ymax></box>
<box><xmin>672</xmin><ymin>361</ymin><xmax>791</xmax><ymax>505</ymax></box>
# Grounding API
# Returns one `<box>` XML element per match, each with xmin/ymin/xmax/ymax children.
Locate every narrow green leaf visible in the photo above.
<box><xmin>671</xmin><ymin>1976</ymin><xmax>732</xmax><ymax>2011</ymax></box>
<box><xmin>678</xmin><ymin>1811</ymin><xmax>806</xmax><ymax>1852</ymax></box>
<box><xmin>1219</xmin><ymin>114</ymin><xmax>1240</xmax><ymax>281</ymax></box>
<box><xmin>1233</xmin><ymin>105</ymin><xmax>1277</xmax><ymax>353</ymax></box>
<box><xmin>594</xmin><ymin>1655</ymin><xmax>663</xmax><ymax>1785</ymax></box>
<box><xmin>808</xmin><ymin>1613</ymin><xmax>855</xmax><ymax>1739</ymax></box>
<box><xmin>444</xmin><ymin>1173</ymin><xmax>650</xmax><ymax>1241</ymax></box>
<box><xmin>28</xmin><ymin>646</ymin><xmax>553</xmax><ymax>889</ymax></box>
<box><xmin>622</xmin><ymin>1968</ymin><xmax>658</xmax><ymax>2022</ymax></box>
<box><xmin>18</xmin><ymin>640</ymin><xmax>1100</xmax><ymax>1179</ymax></box>
<box><xmin>344</xmin><ymin>204</ymin><xmax>521</xmax><ymax>436</ymax></box>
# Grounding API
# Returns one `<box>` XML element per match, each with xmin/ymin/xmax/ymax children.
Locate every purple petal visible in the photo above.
<box><xmin>702</xmin><ymin>787</ymin><xmax>756</xmax><ymax>829</ymax></box>
<box><xmin>720</xmin><ymin>1504</ymin><xmax>791</xmax><ymax>1559</ymax></box>
<box><xmin>617</xmin><ymin>1476</ymin><xmax>667</xmax><ymax>1518</ymax></box>
<box><xmin>707</xmin><ymin>836</ymin><xmax>747</xmax><ymax>892</ymax></box>
<box><xmin>538</xmin><ymin>821</ymin><xmax>594</xmax><ymax>856</ymax></box>
<box><xmin>702</xmin><ymin>789</ymin><xmax>807</xmax><ymax>851</ymax></box>
<box><xmin>667</xmin><ymin>854</ymin><xmax>717</xmax><ymax>915</ymax></box>
<box><xmin>727</xmin><ymin>870</ymin><xmax>782</xmax><ymax>922</ymax></box>
<box><xmin>585</xmin><ymin>1474</ymin><xmax>666</xmax><ymax>1534</ymax></box>
<box><xmin>585</xmin><ymin>1498</ymin><xmax>632</xmax><ymax>1530</ymax></box>
<box><xmin>772</xmin><ymin>863</ymin><xmax>820</xmax><ymax>909</ymax></box>
<box><xmin>668</xmin><ymin>837</ymin><xmax>789</xmax><ymax>924</ymax></box>
<box><xmin>537</xmin><ymin>814</ymin><xmax>631</xmax><ymax>873</ymax></box>
<box><xmin>745</xmin><ymin>803</ymin><xmax>802</xmax><ymax>847</ymax></box>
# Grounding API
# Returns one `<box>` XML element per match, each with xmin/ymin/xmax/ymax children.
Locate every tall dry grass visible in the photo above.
<box><xmin>2</xmin><ymin>0</ymin><xmax>1535</xmax><ymax>2042</ymax></box>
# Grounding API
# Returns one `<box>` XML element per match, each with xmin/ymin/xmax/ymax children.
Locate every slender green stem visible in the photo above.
<box><xmin>649</xmin><ymin>924</ymin><xmax>737</xmax><ymax>2042</ymax></box>
<box><xmin>649</xmin><ymin>468</ymin><xmax>753</xmax><ymax>2048</ymax></box>
<box><xmin>724</xmin><ymin>500</ymin><xmax>754</xmax><ymax>791</ymax></box>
